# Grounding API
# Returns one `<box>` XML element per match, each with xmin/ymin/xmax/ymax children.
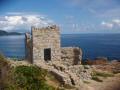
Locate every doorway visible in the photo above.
<box><xmin>44</xmin><ymin>48</ymin><xmax>51</xmax><ymax>61</ymax></box>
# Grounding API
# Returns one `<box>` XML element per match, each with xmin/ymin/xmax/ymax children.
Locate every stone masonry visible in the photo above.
<box><xmin>61</xmin><ymin>47</ymin><xmax>82</xmax><ymax>66</ymax></box>
<box><xmin>32</xmin><ymin>25</ymin><xmax>61</xmax><ymax>64</ymax></box>
<box><xmin>30</xmin><ymin>25</ymin><xmax>82</xmax><ymax>65</ymax></box>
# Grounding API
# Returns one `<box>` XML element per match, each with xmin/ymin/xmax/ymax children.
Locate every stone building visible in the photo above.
<box><xmin>25</xmin><ymin>25</ymin><xmax>89</xmax><ymax>87</ymax></box>
<box><xmin>31</xmin><ymin>25</ymin><xmax>61</xmax><ymax>64</ymax></box>
<box><xmin>26</xmin><ymin>25</ymin><xmax>82</xmax><ymax>65</ymax></box>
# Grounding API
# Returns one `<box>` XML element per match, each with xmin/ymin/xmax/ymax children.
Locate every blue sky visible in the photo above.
<box><xmin>0</xmin><ymin>0</ymin><xmax>120</xmax><ymax>34</ymax></box>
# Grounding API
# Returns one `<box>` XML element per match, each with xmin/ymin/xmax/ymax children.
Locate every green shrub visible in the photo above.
<box><xmin>4</xmin><ymin>65</ymin><xmax>55</xmax><ymax>90</ymax></box>
<box><xmin>0</xmin><ymin>54</ymin><xmax>8</xmax><ymax>68</ymax></box>
<box><xmin>0</xmin><ymin>53</ymin><xmax>4</xmax><ymax>60</ymax></box>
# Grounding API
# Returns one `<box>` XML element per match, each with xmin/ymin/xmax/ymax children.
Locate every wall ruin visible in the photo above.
<box><xmin>61</xmin><ymin>47</ymin><xmax>82</xmax><ymax>66</ymax></box>
<box><xmin>25</xmin><ymin>25</ymin><xmax>82</xmax><ymax>65</ymax></box>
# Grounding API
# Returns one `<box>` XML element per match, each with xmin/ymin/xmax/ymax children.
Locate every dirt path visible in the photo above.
<box><xmin>87</xmin><ymin>74</ymin><xmax>120</xmax><ymax>90</ymax></box>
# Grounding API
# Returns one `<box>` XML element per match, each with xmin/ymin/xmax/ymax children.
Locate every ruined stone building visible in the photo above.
<box><xmin>32</xmin><ymin>25</ymin><xmax>61</xmax><ymax>64</ymax></box>
<box><xmin>26</xmin><ymin>25</ymin><xmax>82</xmax><ymax>65</ymax></box>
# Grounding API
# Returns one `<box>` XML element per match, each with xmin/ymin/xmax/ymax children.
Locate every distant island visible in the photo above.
<box><xmin>0</xmin><ymin>30</ymin><xmax>23</xmax><ymax>36</ymax></box>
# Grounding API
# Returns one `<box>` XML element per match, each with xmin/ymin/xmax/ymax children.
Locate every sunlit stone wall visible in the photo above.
<box><xmin>32</xmin><ymin>25</ymin><xmax>61</xmax><ymax>64</ymax></box>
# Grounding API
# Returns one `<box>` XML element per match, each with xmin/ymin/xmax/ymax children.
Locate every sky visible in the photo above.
<box><xmin>0</xmin><ymin>0</ymin><xmax>120</xmax><ymax>34</ymax></box>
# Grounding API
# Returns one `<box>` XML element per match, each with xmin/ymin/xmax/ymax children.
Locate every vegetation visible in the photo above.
<box><xmin>83</xmin><ymin>81</ymin><xmax>90</xmax><ymax>84</ymax></box>
<box><xmin>63</xmin><ymin>84</ymin><xmax>75</xmax><ymax>89</ymax></box>
<box><xmin>91</xmin><ymin>76</ymin><xmax>103</xmax><ymax>82</ymax></box>
<box><xmin>0</xmin><ymin>54</ymin><xmax>56</xmax><ymax>90</ymax></box>
<box><xmin>5</xmin><ymin>65</ymin><xmax>56</xmax><ymax>90</ymax></box>
<box><xmin>91</xmin><ymin>71</ymin><xmax>114</xmax><ymax>82</ymax></box>
<box><xmin>112</xmin><ymin>65</ymin><xmax>120</xmax><ymax>74</ymax></box>
<box><xmin>92</xmin><ymin>71</ymin><xmax>114</xmax><ymax>78</ymax></box>
<box><xmin>0</xmin><ymin>30</ymin><xmax>22</xmax><ymax>36</ymax></box>
<box><xmin>113</xmin><ymin>70</ymin><xmax>120</xmax><ymax>74</ymax></box>
<box><xmin>0</xmin><ymin>54</ymin><xmax>8</xmax><ymax>68</ymax></box>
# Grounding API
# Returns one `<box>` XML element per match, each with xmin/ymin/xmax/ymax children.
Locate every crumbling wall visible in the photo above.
<box><xmin>61</xmin><ymin>47</ymin><xmax>82</xmax><ymax>66</ymax></box>
<box><xmin>25</xmin><ymin>33</ymin><xmax>32</xmax><ymax>63</ymax></box>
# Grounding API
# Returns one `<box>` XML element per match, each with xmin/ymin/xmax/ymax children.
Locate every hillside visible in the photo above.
<box><xmin>0</xmin><ymin>54</ymin><xmax>120</xmax><ymax>90</ymax></box>
<box><xmin>0</xmin><ymin>30</ymin><xmax>23</xmax><ymax>35</ymax></box>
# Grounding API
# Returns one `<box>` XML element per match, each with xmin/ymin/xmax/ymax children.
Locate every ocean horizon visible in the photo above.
<box><xmin>0</xmin><ymin>33</ymin><xmax>120</xmax><ymax>60</ymax></box>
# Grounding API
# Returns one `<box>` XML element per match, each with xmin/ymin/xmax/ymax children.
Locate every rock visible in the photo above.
<box><xmin>95</xmin><ymin>57</ymin><xmax>108</xmax><ymax>60</ymax></box>
<box><xmin>85</xmin><ymin>57</ymin><xmax>108</xmax><ymax>65</ymax></box>
<box><xmin>68</xmin><ymin>65</ymin><xmax>92</xmax><ymax>81</ymax></box>
<box><xmin>50</xmin><ymin>69</ymin><xmax>73</xmax><ymax>86</ymax></box>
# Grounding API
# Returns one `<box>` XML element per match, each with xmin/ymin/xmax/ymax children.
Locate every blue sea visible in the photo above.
<box><xmin>61</xmin><ymin>34</ymin><xmax>120</xmax><ymax>60</ymax></box>
<box><xmin>0</xmin><ymin>34</ymin><xmax>120</xmax><ymax>60</ymax></box>
<box><xmin>0</xmin><ymin>35</ymin><xmax>25</xmax><ymax>59</ymax></box>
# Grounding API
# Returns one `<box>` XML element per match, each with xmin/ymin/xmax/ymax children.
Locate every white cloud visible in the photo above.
<box><xmin>112</xmin><ymin>19</ymin><xmax>120</xmax><ymax>25</ymax></box>
<box><xmin>101</xmin><ymin>21</ymin><xmax>113</xmax><ymax>28</ymax></box>
<box><xmin>101</xmin><ymin>19</ymin><xmax>120</xmax><ymax>29</ymax></box>
<box><xmin>0</xmin><ymin>13</ymin><xmax>54</xmax><ymax>32</ymax></box>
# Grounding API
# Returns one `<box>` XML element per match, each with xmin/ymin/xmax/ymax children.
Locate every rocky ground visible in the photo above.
<box><xmin>33</xmin><ymin>59</ymin><xmax>120</xmax><ymax>90</ymax></box>
<box><xmin>88</xmin><ymin>73</ymin><xmax>120</xmax><ymax>90</ymax></box>
<box><xmin>1</xmin><ymin>58</ymin><xmax>120</xmax><ymax>90</ymax></box>
<box><xmin>81</xmin><ymin>60</ymin><xmax>120</xmax><ymax>90</ymax></box>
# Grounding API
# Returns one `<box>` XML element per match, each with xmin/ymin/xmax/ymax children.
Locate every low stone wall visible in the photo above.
<box><xmin>61</xmin><ymin>47</ymin><xmax>82</xmax><ymax>66</ymax></box>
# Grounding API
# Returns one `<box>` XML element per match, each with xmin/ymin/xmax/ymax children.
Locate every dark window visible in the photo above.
<box><xmin>44</xmin><ymin>48</ymin><xmax>51</xmax><ymax>61</ymax></box>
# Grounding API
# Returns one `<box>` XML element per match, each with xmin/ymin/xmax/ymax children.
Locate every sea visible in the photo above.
<box><xmin>0</xmin><ymin>35</ymin><xmax>25</xmax><ymax>59</ymax></box>
<box><xmin>0</xmin><ymin>34</ymin><xmax>120</xmax><ymax>60</ymax></box>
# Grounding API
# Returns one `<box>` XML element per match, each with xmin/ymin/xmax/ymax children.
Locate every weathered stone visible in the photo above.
<box><xmin>50</xmin><ymin>69</ymin><xmax>73</xmax><ymax>85</ymax></box>
<box><xmin>25</xmin><ymin>33</ymin><xmax>32</xmax><ymax>63</ymax></box>
<box><xmin>68</xmin><ymin>65</ymin><xmax>92</xmax><ymax>81</ymax></box>
<box><xmin>32</xmin><ymin>25</ymin><xmax>61</xmax><ymax>64</ymax></box>
<box><xmin>61</xmin><ymin>47</ymin><xmax>82</xmax><ymax>66</ymax></box>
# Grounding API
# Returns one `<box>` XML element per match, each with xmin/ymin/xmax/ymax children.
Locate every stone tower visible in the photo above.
<box><xmin>32</xmin><ymin>25</ymin><xmax>61</xmax><ymax>64</ymax></box>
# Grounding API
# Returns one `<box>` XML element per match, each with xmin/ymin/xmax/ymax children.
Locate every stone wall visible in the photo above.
<box><xmin>32</xmin><ymin>25</ymin><xmax>61</xmax><ymax>64</ymax></box>
<box><xmin>61</xmin><ymin>47</ymin><xmax>82</xmax><ymax>66</ymax></box>
<box><xmin>25</xmin><ymin>33</ymin><xmax>32</xmax><ymax>63</ymax></box>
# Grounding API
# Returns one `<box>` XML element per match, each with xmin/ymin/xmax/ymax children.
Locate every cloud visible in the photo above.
<box><xmin>101</xmin><ymin>19</ymin><xmax>120</xmax><ymax>29</ymax></box>
<box><xmin>112</xmin><ymin>19</ymin><xmax>120</xmax><ymax>25</ymax></box>
<box><xmin>0</xmin><ymin>13</ymin><xmax>54</xmax><ymax>32</ymax></box>
<box><xmin>101</xmin><ymin>21</ymin><xmax>113</xmax><ymax>29</ymax></box>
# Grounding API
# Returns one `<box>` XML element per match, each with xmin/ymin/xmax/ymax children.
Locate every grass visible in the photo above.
<box><xmin>91</xmin><ymin>76</ymin><xmax>103</xmax><ymax>82</ymax></box>
<box><xmin>91</xmin><ymin>71</ymin><xmax>114</xmax><ymax>82</ymax></box>
<box><xmin>92</xmin><ymin>71</ymin><xmax>114</xmax><ymax>78</ymax></box>
<box><xmin>63</xmin><ymin>84</ymin><xmax>75</xmax><ymax>89</ymax></box>
<box><xmin>113</xmin><ymin>70</ymin><xmax>120</xmax><ymax>74</ymax></box>
<box><xmin>83</xmin><ymin>65</ymin><xmax>90</xmax><ymax>69</ymax></box>
<box><xmin>46</xmin><ymin>73</ymin><xmax>61</xmax><ymax>90</ymax></box>
<box><xmin>83</xmin><ymin>81</ymin><xmax>90</xmax><ymax>84</ymax></box>
<box><xmin>0</xmin><ymin>54</ymin><xmax>8</xmax><ymax>68</ymax></box>
<box><xmin>0</xmin><ymin>59</ymin><xmax>56</xmax><ymax>90</ymax></box>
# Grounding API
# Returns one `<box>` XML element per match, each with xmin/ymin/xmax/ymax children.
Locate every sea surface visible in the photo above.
<box><xmin>61</xmin><ymin>34</ymin><xmax>120</xmax><ymax>60</ymax></box>
<box><xmin>0</xmin><ymin>34</ymin><xmax>120</xmax><ymax>60</ymax></box>
<box><xmin>0</xmin><ymin>35</ymin><xmax>25</xmax><ymax>59</ymax></box>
